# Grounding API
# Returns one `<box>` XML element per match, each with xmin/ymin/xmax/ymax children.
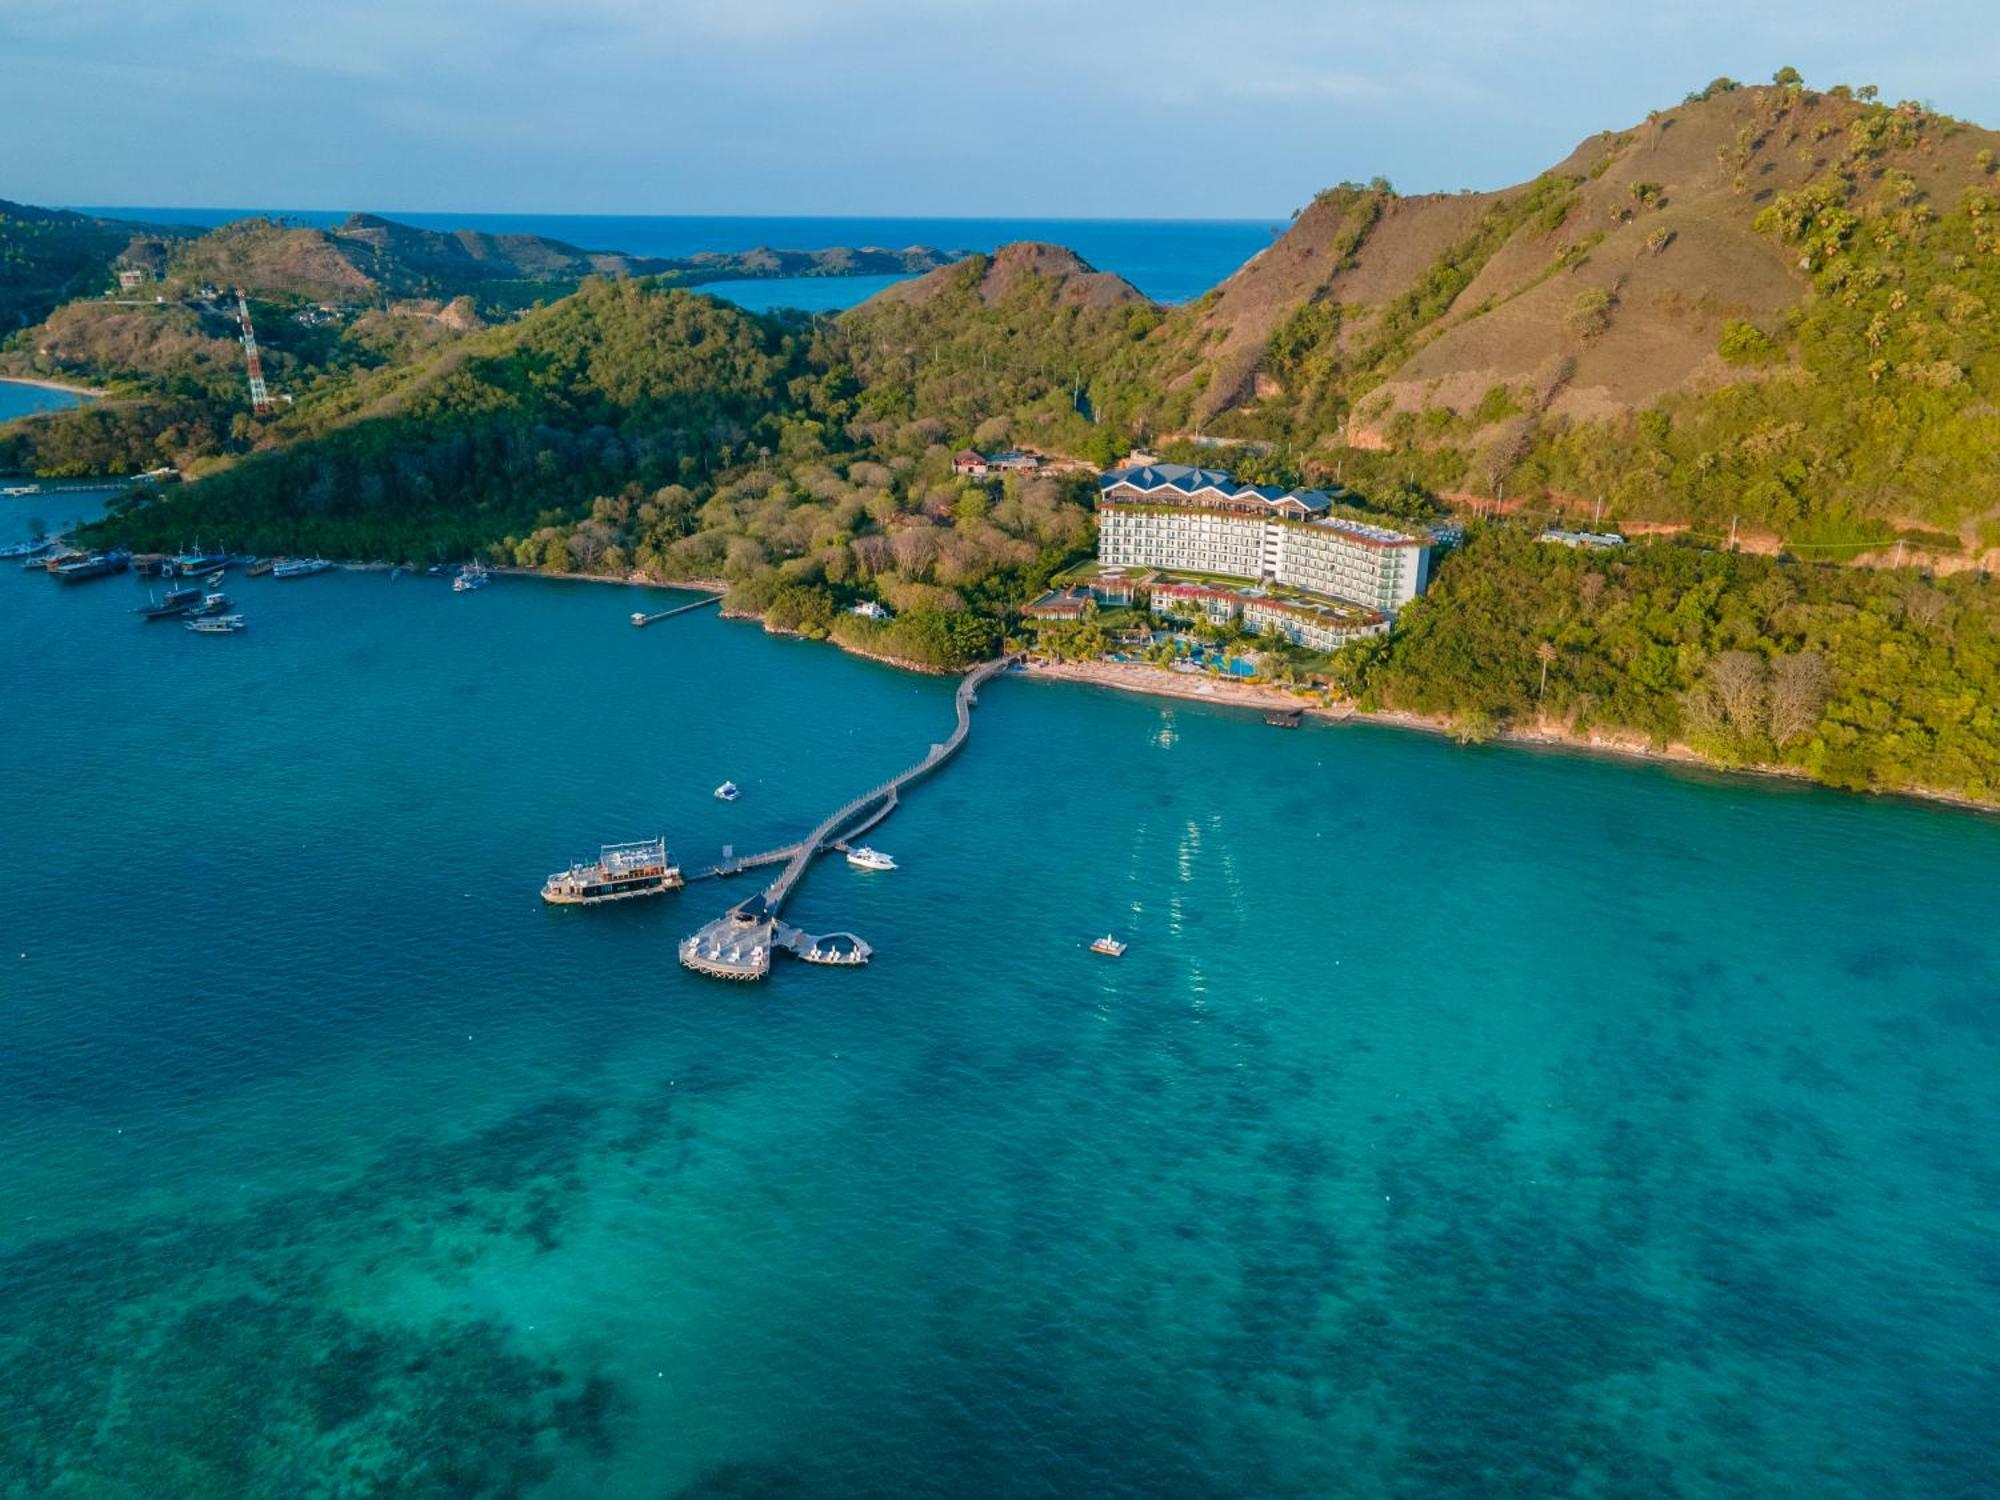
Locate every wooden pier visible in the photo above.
<box><xmin>631</xmin><ymin>593</ymin><xmax>722</xmax><ymax>628</ymax></box>
<box><xmin>678</xmin><ymin>655</ymin><xmax>1015</xmax><ymax>981</ymax></box>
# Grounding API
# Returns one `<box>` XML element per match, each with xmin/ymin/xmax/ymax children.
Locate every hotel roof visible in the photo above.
<box><xmin>1100</xmin><ymin>464</ymin><xmax>1428</xmax><ymax>545</ymax></box>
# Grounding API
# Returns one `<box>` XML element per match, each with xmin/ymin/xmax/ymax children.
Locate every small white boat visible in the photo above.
<box><xmin>270</xmin><ymin>557</ymin><xmax>332</xmax><ymax>579</ymax></box>
<box><xmin>186</xmin><ymin>614</ymin><xmax>246</xmax><ymax>634</ymax></box>
<box><xmin>452</xmin><ymin>563</ymin><xmax>491</xmax><ymax>593</ymax></box>
<box><xmin>846</xmin><ymin>846</ymin><xmax>897</xmax><ymax>871</ymax></box>
<box><xmin>713</xmin><ymin>781</ymin><xmax>741</xmax><ymax>802</ymax></box>
<box><xmin>1090</xmin><ymin>934</ymin><xmax>1127</xmax><ymax>957</ymax></box>
<box><xmin>631</xmin><ymin>611</ymin><xmax>648</xmax><ymax>627</ymax></box>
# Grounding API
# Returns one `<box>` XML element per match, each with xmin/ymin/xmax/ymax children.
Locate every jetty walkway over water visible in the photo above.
<box><xmin>679</xmin><ymin>654</ymin><xmax>1015</xmax><ymax>981</ymax></box>
<box><xmin>631</xmin><ymin>593</ymin><xmax>722</xmax><ymax>628</ymax></box>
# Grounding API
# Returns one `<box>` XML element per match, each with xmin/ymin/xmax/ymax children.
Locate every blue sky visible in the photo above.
<box><xmin>3</xmin><ymin>0</ymin><xmax>1993</xmax><ymax>218</ymax></box>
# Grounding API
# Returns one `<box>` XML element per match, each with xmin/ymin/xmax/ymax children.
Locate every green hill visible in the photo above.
<box><xmin>87</xmin><ymin>277</ymin><xmax>806</xmax><ymax>558</ymax></box>
<box><xmin>0</xmin><ymin>201</ymin><xmax>194</xmax><ymax>329</ymax></box>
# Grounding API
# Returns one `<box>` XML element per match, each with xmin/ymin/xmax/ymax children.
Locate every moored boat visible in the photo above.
<box><xmin>185</xmin><ymin>614</ymin><xmax>246</xmax><ymax>634</ymax></box>
<box><xmin>845</xmin><ymin>846</ymin><xmax>897</xmax><ymax>871</ymax></box>
<box><xmin>164</xmin><ymin>549</ymin><xmax>228</xmax><ymax>578</ymax></box>
<box><xmin>270</xmin><ymin>557</ymin><xmax>332</xmax><ymax>579</ymax></box>
<box><xmin>542</xmin><ymin>836</ymin><xmax>684</xmax><ymax>905</ymax></box>
<box><xmin>55</xmin><ymin>549</ymin><xmax>131</xmax><ymax>582</ymax></box>
<box><xmin>451</xmin><ymin>562</ymin><xmax>490</xmax><ymax>592</ymax></box>
<box><xmin>246</xmin><ymin>558</ymin><xmax>275</xmax><ymax>577</ymax></box>
<box><xmin>190</xmin><ymin>591</ymin><xmax>232</xmax><ymax>617</ymax></box>
<box><xmin>0</xmin><ymin>537</ymin><xmax>55</xmax><ymax>561</ymax></box>
<box><xmin>713</xmin><ymin>780</ymin><xmax>741</xmax><ymax>802</ymax></box>
<box><xmin>135</xmin><ymin>585</ymin><xmax>202</xmax><ymax>619</ymax></box>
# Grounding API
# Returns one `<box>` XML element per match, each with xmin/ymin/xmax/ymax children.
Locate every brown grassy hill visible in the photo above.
<box><xmin>864</xmin><ymin>242</ymin><xmax>1147</xmax><ymax>312</ymax></box>
<box><xmin>1160</xmin><ymin>81</ymin><xmax>2000</xmax><ymax>446</ymax></box>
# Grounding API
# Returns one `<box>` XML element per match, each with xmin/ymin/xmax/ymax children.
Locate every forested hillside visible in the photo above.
<box><xmin>0</xmin><ymin>201</ymin><xmax>192</xmax><ymax>330</ymax></box>
<box><xmin>87</xmin><ymin>279</ymin><xmax>805</xmax><ymax>559</ymax></box>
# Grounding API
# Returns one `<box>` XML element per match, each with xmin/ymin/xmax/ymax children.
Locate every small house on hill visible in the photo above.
<box><xmin>952</xmin><ymin>448</ymin><xmax>1044</xmax><ymax>479</ymax></box>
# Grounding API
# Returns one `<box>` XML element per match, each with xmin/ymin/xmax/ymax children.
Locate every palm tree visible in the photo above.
<box><xmin>1536</xmin><ymin>640</ymin><xmax>1557</xmax><ymax>697</ymax></box>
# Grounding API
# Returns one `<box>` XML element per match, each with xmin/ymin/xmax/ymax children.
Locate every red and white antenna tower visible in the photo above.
<box><xmin>234</xmin><ymin>286</ymin><xmax>273</xmax><ymax>415</ymax></box>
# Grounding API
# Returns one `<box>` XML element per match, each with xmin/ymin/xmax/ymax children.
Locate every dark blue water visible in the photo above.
<box><xmin>3</xmin><ymin>494</ymin><xmax>1998</xmax><ymax>1496</ymax></box>
<box><xmin>73</xmin><ymin>210</ymin><xmax>1284</xmax><ymax>305</ymax></box>
<box><xmin>0</xmin><ymin>379</ymin><xmax>86</xmax><ymax>422</ymax></box>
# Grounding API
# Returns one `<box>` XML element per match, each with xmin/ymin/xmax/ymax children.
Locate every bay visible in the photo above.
<box><xmin>0</xmin><ymin>379</ymin><xmax>87</xmax><ymax>423</ymax></box>
<box><xmin>2</xmin><ymin>493</ymin><xmax>1997</xmax><ymax>1497</ymax></box>
<box><xmin>71</xmin><ymin>209</ymin><xmax>1286</xmax><ymax>306</ymax></box>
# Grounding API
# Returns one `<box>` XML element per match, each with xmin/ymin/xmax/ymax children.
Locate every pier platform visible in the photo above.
<box><xmin>677</xmin><ymin>654</ymin><xmax>1014</xmax><ymax>981</ymax></box>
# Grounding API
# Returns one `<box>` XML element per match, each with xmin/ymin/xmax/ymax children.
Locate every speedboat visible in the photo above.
<box><xmin>846</xmin><ymin>846</ymin><xmax>897</xmax><ymax>871</ymax></box>
<box><xmin>1090</xmin><ymin>935</ymin><xmax>1128</xmax><ymax>957</ymax></box>
<box><xmin>713</xmin><ymin>781</ymin><xmax>741</xmax><ymax>802</ymax></box>
<box><xmin>185</xmin><ymin>614</ymin><xmax>246</xmax><ymax>634</ymax></box>
<box><xmin>204</xmin><ymin>569</ymin><xmax>226</xmax><ymax>587</ymax></box>
<box><xmin>452</xmin><ymin>563</ymin><xmax>490</xmax><ymax>592</ymax></box>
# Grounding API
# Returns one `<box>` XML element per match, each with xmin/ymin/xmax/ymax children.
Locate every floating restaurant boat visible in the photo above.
<box><xmin>185</xmin><ymin>614</ymin><xmax>246</xmax><ymax>634</ymax></box>
<box><xmin>135</xmin><ymin>585</ymin><xmax>202</xmax><ymax>619</ymax></box>
<box><xmin>55</xmin><ymin>549</ymin><xmax>131</xmax><ymax>582</ymax></box>
<box><xmin>1090</xmin><ymin>934</ymin><xmax>1128</xmax><ymax>957</ymax></box>
<box><xmin>542</xmin><ymin>836</ymin><xmax>684</xmax><ymax>905</ymax></box>
<box><xmin>845</xmin><ymin>846</ymin><xmax>897</xmax><ymax>871</ymax></box>
<box><xmin>271</xmin><ymin>557</ymin><xmax>332</xmax><ymax>579</ymax></box>
<box><xmin>452</xmin><ymin>562</ymin><xmax>490</xmax><ymax>592</ymax></box>
<box><xmin>713</xmin><ymin>780</ymin><xmax>741</xmax><ymax>802</ymax></box>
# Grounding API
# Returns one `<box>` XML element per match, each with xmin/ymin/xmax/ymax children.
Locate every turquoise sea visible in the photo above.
<box><xmin>3</xmin><ymin>492</ymin><xmax>1999</xmax><ymax>1497</ymax></box>
<box><xmin>72</xmin><ymin>211</ymin><xmax>1286</xmax><ymax>307</ymax></box>
<box><xmin>0</xmin><ymin>380</ymin><xmax>86</xmax><ymax>423</ymax></box>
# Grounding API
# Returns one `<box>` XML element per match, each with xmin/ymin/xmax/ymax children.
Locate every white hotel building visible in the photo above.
<box><xmin>1095</xmin><ymin>463</ymin><xmax>1432</xmax><ymax>619</ymax></box>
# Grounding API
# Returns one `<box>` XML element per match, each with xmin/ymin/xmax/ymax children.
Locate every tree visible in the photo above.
<box><xmin>1535</xmin><ymin>640</ymin><xmax>1557</xmax><ymax>697</ymax></box>
<box><xmin>1773</xmin><ymin>66</ymin><xmax>1804</xmax><ymax>87</ymax></box>
<box><xmin>1768</xmin><ymin>651</ymin><xmax>1831</xmax><ymax>746</ymax></box>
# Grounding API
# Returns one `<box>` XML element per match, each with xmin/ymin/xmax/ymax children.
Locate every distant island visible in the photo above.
<box><xmin>6</xmin><ymin>71</ymin><xmax>2000</xmax><ymax>806</ymax></box>
<box><xmin>0</xmin><ymin>200</ymin><xmax>964</xmax><ymax>328</ymax></box>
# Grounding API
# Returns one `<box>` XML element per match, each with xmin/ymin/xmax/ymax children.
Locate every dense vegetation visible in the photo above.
<box><xmin>79</xmin><ymin>279</ymin><xmax>801</xmax><ymax>561</ymax></box>
<box><xmin>0</xmin><ymin>201</ymin><xmax>189</xmax><ymax>330</ymax></box>
<box><xmin>1338</xmin><ymin>528</ymin><xmax>2000</xmax><ymax>801</ymax></box>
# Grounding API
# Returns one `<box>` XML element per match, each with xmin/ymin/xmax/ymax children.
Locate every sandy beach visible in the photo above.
<box><xmin>0</xmin><ymin>374</ymin><xmax>110</xmax><ymax>399</ymax></box>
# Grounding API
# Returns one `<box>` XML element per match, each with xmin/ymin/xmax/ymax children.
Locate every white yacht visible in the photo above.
<box><xmin>845</xmin><ymin>846</ymin><xmax>897</xmax><ymax>871</ymax></box>
<box><xmin>713</xmin><ymin>780</ymin><xmax>740</xmax><ymax>802</ymax></box>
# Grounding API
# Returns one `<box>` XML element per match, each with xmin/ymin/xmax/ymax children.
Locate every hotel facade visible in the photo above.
<box><xmin>1095</xmin><ymin>463</ymin><xmax>1432</xmax><ymax>618</ymax></box>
